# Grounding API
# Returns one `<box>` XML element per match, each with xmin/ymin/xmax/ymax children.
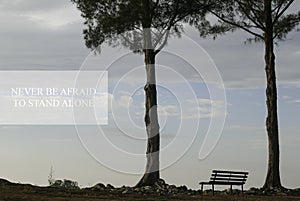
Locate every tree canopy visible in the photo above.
<box><xmin>71</xmin><ymin>0</ymin><xmax>212</xmax><ymax>53</ymax></box>
<box><xmin>199</xmin><ymin>0</ymin><xmax>300</xmax><ymax>42</ymax></box>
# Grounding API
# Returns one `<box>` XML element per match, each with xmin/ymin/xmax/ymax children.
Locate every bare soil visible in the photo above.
<box><xmin>1</xmin><ymin>180</ymin><xmax>300</xmax><ymax>201</ymax></box>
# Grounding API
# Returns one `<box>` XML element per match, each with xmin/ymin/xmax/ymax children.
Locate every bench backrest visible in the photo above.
<box><xmin>210</xmin><ymin>170</ymin><xmax>249</xmax><ymax>184</ymax></box>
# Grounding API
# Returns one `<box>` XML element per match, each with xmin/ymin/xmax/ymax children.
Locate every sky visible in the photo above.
<box><xmin>0</xmin><ymin>0</ymin><xmax>299</xmax><ymax>190</ymax></box>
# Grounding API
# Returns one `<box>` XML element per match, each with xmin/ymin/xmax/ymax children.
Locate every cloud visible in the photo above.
<box><xmin>281</xmin><ymin>134</ymin><xmax>300</xmax><ymax>146</ymax></box>
<box><xmin>183</xmin><ymin>98</ymin><xmax>227</xmax><ymax>119</ymax></box>
<box><xmin>282</xmin><ymin>95</ymin><xmax>291</xmax><ymax>100</ymax></box>
<box><xmin>20</xmin><ymin>10</ymin><xmax>81</xmax><ymax>29</ymax></box>
<box><xmin>226</xmin><ymin>126</ymin><xmax>267</xmax><ymax>150</ymax></box>
<box><xmin>105</xmin><ymin>93</ymin><xmax>134</xmax><ymax>113</ymax></box>
<box><xmin>226</xmin><ymin>125</ymin><xmax>265</xmax><ymax>133</ymax></box>
<box><xmin>95</xmin><ymin>93</ymin><xmax>114</xmax><ymax>112</ymax></box>
<box><xmin>0</xmin><ymin>0</ymin><xmax>82</xmax><ymax>30</ymax></box>
<box><xmin>118</xmin><ymin>95</ymin><xmax>133</xmax><ymax>108</ymax></box>
<box><xmin>0</xmin><ymin>1</ymin><xmax>88</xmax><ymax>71</ymax></box>
<box><xmin>158</xmin><ymin>105</ymin><xmax>180</xmax><ymax>117</ymax></box>
<box><xmin>289</xmin><ymin>100</ymin><xmax>300</xmax><ymax>104</ymax></box>
<box><xmin>249</xmin><ymin>139</ymin><xmax>267</xmax><ymax>150</ymax></box>
<box><xmin>280</xmin><ymin>95</ymin><xmax>300</xmax><ymax>104</ymax></box>
<box><xmin>0</xmin><ymin>0</ymin><xmax>70</xmax><ymax>12</ymax></box>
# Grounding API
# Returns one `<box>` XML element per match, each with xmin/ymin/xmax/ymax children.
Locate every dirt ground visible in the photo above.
<box><xmin>1</xmin><ymin>181</ymin><xmax>300</xmax><ymax>201</ymax></box>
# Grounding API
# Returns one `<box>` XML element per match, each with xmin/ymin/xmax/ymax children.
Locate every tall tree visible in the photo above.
<box><xmin>71</xmin><ymin>0</ymin><xmax>212</xmax><ymax>187</ymax></box>
<box><xmin>195</xmin><ymin>0</ymin><xmax>300</xmax><ymax>190</ymax></box>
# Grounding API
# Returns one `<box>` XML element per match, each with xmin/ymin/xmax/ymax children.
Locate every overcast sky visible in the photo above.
<box><xmin>0</xmin><ymin>0</ymin><xmax>300</xmax><ymax>190</ymax></box>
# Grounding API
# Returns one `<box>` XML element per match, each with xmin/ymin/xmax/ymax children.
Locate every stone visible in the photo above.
<box><xmin>277</xmin><ymin>192</ymin><xmax>288</xmax><ymax>196</ymax></box>
<box><xmin>144</xmin><ymin>186</ymin><xmax>152</xmax><ymax>190</ymax></box>
<box><xmin>83</xmin><ymin>180</ymin><xmax>208</xmax><ymax>196</ymax></box>
<box><xmin>122</xmin><ymin>190</ymin><xmax>128</xmax><ymax>194</ymax></box>
<box><xmin>93</xmin><ymin>183</ymin><xmax>105</xmax><ymax>189</ymax></box>
<box><xmin>0</xmin><ymin>179</ymin><xmax>11</xmax><ymax>185</ymax></box>
<box><xmin>106</xmin><ymin>184</ymin><xmax>114</xmax><ymax>189</ymax></box>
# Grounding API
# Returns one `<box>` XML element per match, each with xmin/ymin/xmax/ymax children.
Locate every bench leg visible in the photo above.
<box><xmin>230</xmin><ymin>185</ymin><xmax>233</xmax><ymax>194</ymax></box>
<box><xmin>201</xmin><ymin>184</ymin><xmax>203</xmax><ymax>195</ymax></box>
<box><xmin>241</xmin><ymin>185</ymin><xmax>244</xmax><ymax>194</ymax></box>
<box><xmin>212</xmin><ymin>184</ymin><xmax>215</xmax><ymax>196</ymax></box>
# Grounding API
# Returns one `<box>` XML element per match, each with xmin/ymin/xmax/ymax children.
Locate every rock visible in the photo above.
<box><xmin>63</xmin><ymin>179</ymin><xmax>79</xmax><ymax>189</ymax></box>
<box><xmin>232</xmin><ymin>189</ymin><xmax>241</xmax><ymax>195</ymax></box>
<box><xmin>277</xmin><ymin>192</ymin><xmax>288</xmax><ymax>196</ymax></box>
<box><xmin>144</xmin><ymin>186</ymin><xmax>152</xmax><ymax>191</ymax></box>
<box><xmin>247</xmin><ymin>187</ymin><xmax>260</xmax><ymax>195</ymax></box>
<box><xmin>0</xmin><ymin>179</ymin><xmax>11</xmax><ymax>185</ymax></box>
<box><xmin>154</xmin><ymin>179</ymin><xmax>166</xmax><ymax>187</ymax></box>
<box><xmin>177</xmin><ymin>185</ymin><xmax>188</xmax><ymax>193</ymax></box>
<box><xmin>51</xmin><ymin>180</ymin><xmax>63</xmax><ymax>188</ymax></box>
<box><xmin>106</xmin><ymin>184</ymin><xmax>114</xmax><ymax>189</ymax></box>
<box><xmin>82</xmin><ymin>180</ymin><xmax>201</xmax><ymax>196</ymax></box>
<box><xmin>96</xmin><ymin>183</ymin><xmax>106</xmax><ymax>188</ymax></box>
<box><xmin>122</xmin><ymin>190</ymin><xmax>128</xmax><ymax>194</ymax></box>
<box><xmin>90</xmin><ymin>183</ymin><xmax>105</xmax><ymax>191</ymax></box>
<box><xmin>288</xmin><ymin>189</ymin><xmax>300</xmax><ymax>196</ymax></box>
<box><xmin>203</xmin><ymin>189</ymin><xmax>213</xmax><ymax>195</ymax></box>
<box><xmin>225</xmin><ymin>188</ymin><xmax>231</xmax><ymax>194</ymax></box>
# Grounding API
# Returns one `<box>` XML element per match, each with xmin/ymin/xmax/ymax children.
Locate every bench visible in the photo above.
<box><xmin>199</xmin><ymin>170</ymin><xmax>249</xmax><ymax>195</ymax></box>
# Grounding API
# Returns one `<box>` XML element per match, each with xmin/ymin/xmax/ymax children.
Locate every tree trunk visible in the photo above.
<box><xmin>263</xmin><ymin>0</ymin><xmax>282</xmax><ymax>190</ymax></box>
<box><xmin>136</xmin><ymin>29</ymin><xmax>160</xmax><ymax>187</ymax></box>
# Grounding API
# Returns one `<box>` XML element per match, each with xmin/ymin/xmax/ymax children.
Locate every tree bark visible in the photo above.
<box><xmin>263</xmin><ymin>0</ymin><xmax>282</xmax><ymax>190</ymax></box>
<box><xmin>136</xmin><ymin>29</ymin><xmax>160</xmax><ymax>187</ymax></box>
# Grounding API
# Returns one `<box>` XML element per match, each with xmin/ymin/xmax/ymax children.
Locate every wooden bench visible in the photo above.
<box><xmin>199</xmin><ymin>170</ymin><xmax>249</xmax><ymax>195</ymax></box>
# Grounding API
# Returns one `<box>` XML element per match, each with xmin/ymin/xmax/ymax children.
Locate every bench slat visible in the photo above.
<box><xmin>210</xmin><ymin>178</ymin><xmax>246</xmax><ymax>183</ymax></box>
<box><xmin>212</xmin><ymin>170</ymin><xmax>248</xmax><ymax>175</ymax></box>
<box><xmin>211</xmin><ymin>173</ymin><xmax>248</xmax><ymax>178</ymax></box>
<box><xmin>208</xmin><ymin>181</ymin><xmax>246</xmax><ymax>185</ymax></box>
<box><xmin>212</xmin><ymin>172</ymin><xmax>248</xmax><ymax>176</ymax></box>
<box><xmin>200</xmin><ymin>181</ymin><xmax>245</xmax><ymax>185</ymax></box>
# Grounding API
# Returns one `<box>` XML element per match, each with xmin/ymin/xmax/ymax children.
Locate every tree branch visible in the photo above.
<box><xmin>153</xmin><ymin>0</ymin><xmax>215</xmax><ymax>53</ymax></box>
<box><xmin>210</xmin><ymin>10</ymin><xmax>264</xmax><ymax>39</ymax></box>
<box><xmin>273</xmin><ymin>0</ymin><xmax>295</xmax><ymax>25</ymax></box>
<box><xmin>236</xmin><ymin>1</ymin><xmax>265</xmax><ymax>30</ymax></box>
<box><xmin>244</xmin><ymin>0</ymin><xmax>266</xmax><ymax>30</ymax></box>
<box><xmin>151</xmin><ymin>0</ymin><xmax>160</xmax><ymax>21</ymax></box>
<box><xmin>252</xmin><ymin>0</ymin><xmax>264</xmax><ymax>13</ymax></box>
<box><xmin>120</xmin><ymin>32</ymin><xmax>136</xmax><ymax>49</ymax></box>
<box><xmin>153</xmin><ymin>0</ymin><xmax>180</xmax><ymax>52</ymax></box>
<box><xmin>154</xmin><ymin>29</ymin><xmax>170</xmax><ymax>55</ymax></box>
<box><xmin>152</xmin><ymin>28</ymin><xmax>167</xmax><ymax>47</ymax></box>
<box><xmin>272</xmin><ymin>0</ymin><xmax>285</xmax><ymax>13</ymax></box>
<box><xmin>273</xmin><ymin>16</ymin><xmax>300</xmax><ymax>39</ymax></box>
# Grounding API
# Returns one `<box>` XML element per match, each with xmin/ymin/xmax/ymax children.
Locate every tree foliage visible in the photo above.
<box><xmin>196</xmin><ymin>0</ymin><xmax>300</xmax><ymax>42</ymax></box>
<box><xmin>71</xmin><ymin>0</ymin><xmax>212</xmax><ymax>53</ymax></box>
